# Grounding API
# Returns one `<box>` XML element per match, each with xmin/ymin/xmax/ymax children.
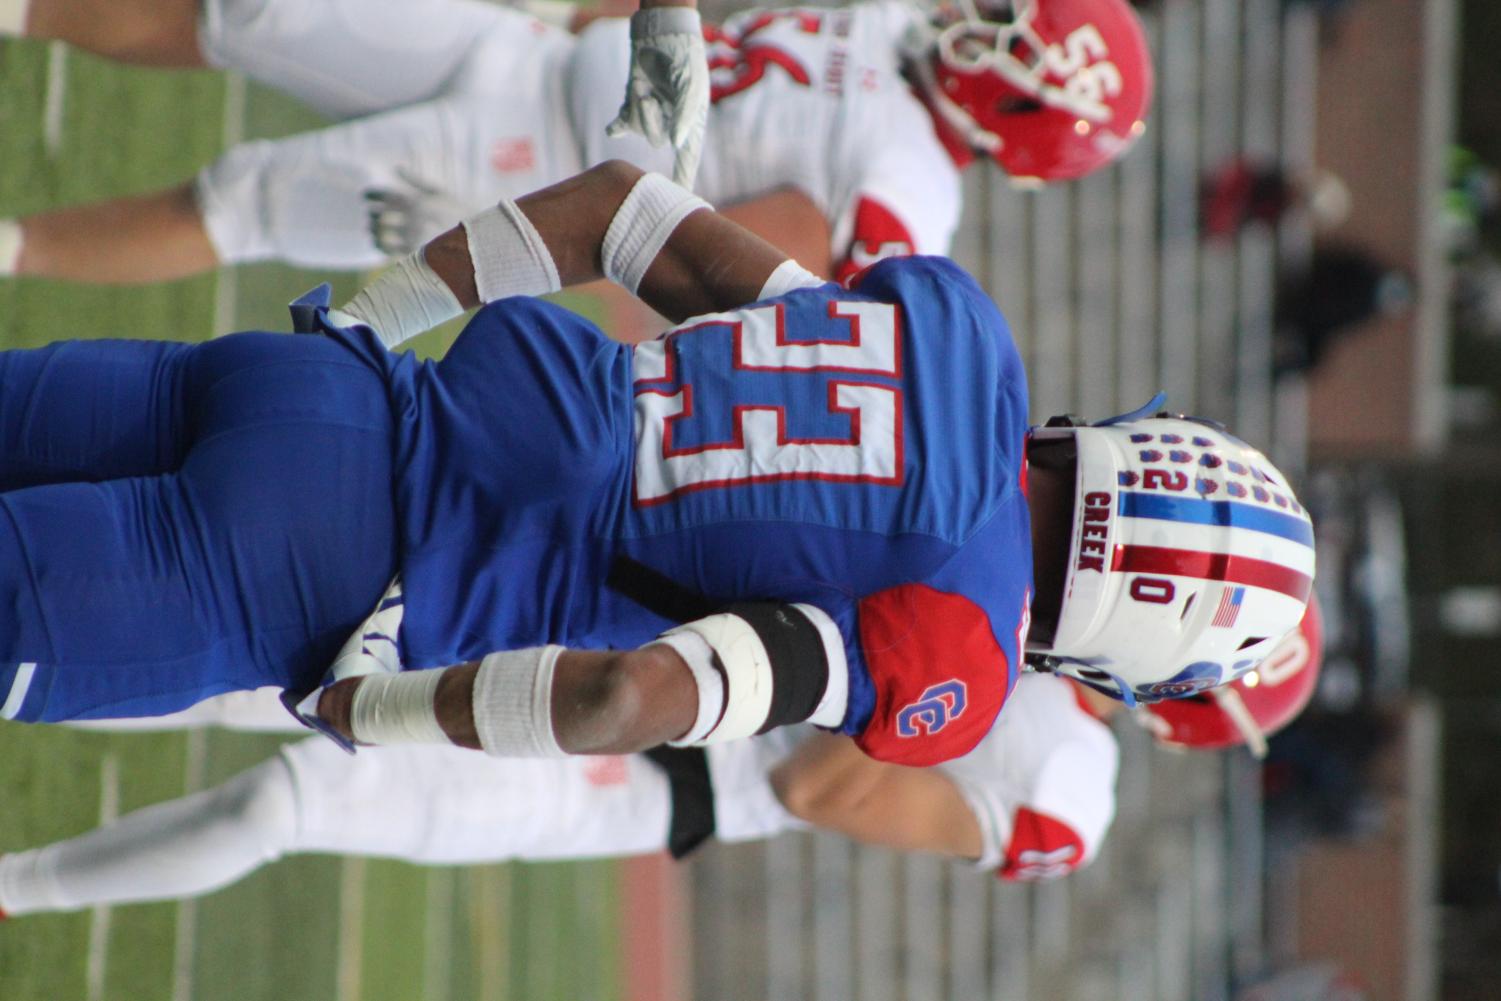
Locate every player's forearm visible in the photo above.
<box><xmin>420</xmin><ymin>164</ymin><xmax>633</xmax><ymax>309</ymax></box>
<box><xmin>315</xmin><ymin>601</ymin><xmax>844</xmax><ymax>757</ymax></box>
<box><xmin>436</xmin><ymin>648</ymin><xmax>700</xmax><ymax>753</ymax></box>
<box><xmin>346</xmin><ymin>161</ymin><xmax>794</xmax><ymax>345</ymax></box>
<box><xmin>315</xmin><ymin>646</ymin><xmax>699</xmax><ymax>755</ymax></box>
<box><xmin>770</xmin><ymin>732</ymin><xmax>894</xmax><ymax>819</ymax></box>
<box><xmin>772</xmin><ymin>739</ymin><xmax>985</xmax><ymax>859</ymax></box>
<box><xmin>423</xmin><ymin>160</ymin><xmax>788</xmax><ymax>321</ymax></box>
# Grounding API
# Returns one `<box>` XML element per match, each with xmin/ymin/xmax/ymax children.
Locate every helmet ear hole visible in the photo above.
<box><xmin>1005</xmin><ymin>35</ymin><xmax>1040</xmax><ymax>66</ymax></box>
<box><xmin>998</xmin><ymin>95</ymin><xmax>1044</xmax><ymax>115</ymax></box>
<box><xmin>1237</xmin><ymin>636</ymin><xmax>1268</xmax><ymax>651</ymax></box>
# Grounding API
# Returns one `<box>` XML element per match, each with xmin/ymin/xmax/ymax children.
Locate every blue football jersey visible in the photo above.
<box><xmin>328</xmin><ymin>255</ymin><xmax>1033</xmax><ymax>765</ymax></box>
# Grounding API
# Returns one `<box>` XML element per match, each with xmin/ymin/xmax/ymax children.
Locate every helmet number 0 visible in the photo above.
<box><xmin>1130</xmin><ymin>576</ymin><xmax>1176</xmax><ymax>604</ymax></box>
<box><xmin>1042</xmin><ymin>26</ymin><xmax>1124</xmax><ymax>115</ymax></box>
<box><xmin>632</xmin><ymin>300</ymin><xmax>903</xmax><ymax>505</ymax></box>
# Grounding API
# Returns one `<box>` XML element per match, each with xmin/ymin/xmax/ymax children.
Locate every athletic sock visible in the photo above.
<box><xmin>0</xmin><ymin>219</ymin><xmax>22</xmax><ymax>275</ymax></box>
<box><xmin>0</xmin><ymin>0</ymin><xmax>30</xmax><ymax>35</ymax></box>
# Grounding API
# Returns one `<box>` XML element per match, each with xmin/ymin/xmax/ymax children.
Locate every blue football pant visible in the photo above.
<box><xmin>0</xmin><ymin>333</ymin><xmax>396</xmax><ymax>722</ymax></box>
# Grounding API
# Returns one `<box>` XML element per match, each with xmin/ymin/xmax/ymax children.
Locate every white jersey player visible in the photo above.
<box><xmin>573</xmin><ymin>4</ymin><xmax>960</xmax><ymax>281</ymax></box>
<box><xmin>0</xmin><ymin>674</ymin><xmax>1119</xmax><ymax>918</ymax></box>
<box><xmin>0</xmin><ymin>0</ymin><xmax>1153</xmax><ymax>288</ymax></box>
<box><xmin>0</xmin><ymin>595</ymin><xmax>1322</xmax><ymax>918</ymax></box>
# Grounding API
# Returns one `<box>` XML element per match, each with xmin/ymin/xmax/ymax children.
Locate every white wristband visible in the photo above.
<box><xmin>652</xmin><ymin>632</ymin><xmax>726</xmax><ymax>746</ymax></box>
<box><xmin>463</xmin><ymin>200</ymin><xmax>561</xmax><ymax>304</ymax></box>
<box><xmin>472</xmin><ymin>646</ymin><xmax>566</xmax><ymax>757</ymax></box>
<box><xmin>348</xmin><ymin>669</ymin><xmax>448</xmax><ymax>745</ymax></box>
<box><xmin>601</xmin><ymin>172</ymin><xmax>710</xmax><ymax>293</ymax></box>
<box><xmin>338</xmin><ymin>248</ymin><xmax>463</xmax><ymax>349</ymax></box>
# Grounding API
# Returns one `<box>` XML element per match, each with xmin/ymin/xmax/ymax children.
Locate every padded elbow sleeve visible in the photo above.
<box><xmin>657</xmin><ymin>601</ymin><xmax>846</xmax><ymax>745</ymax></box>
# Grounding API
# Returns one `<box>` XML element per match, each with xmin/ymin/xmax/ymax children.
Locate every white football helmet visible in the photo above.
<box><xmin>1026</xmin><ymin>396</ymin><xmax>1315</xmax><ymax>705</ymax></box>
<box><xmin>1141</xmin><ymin>595</ymin><xmax>1324</xmax><ymax>757</ymax></box>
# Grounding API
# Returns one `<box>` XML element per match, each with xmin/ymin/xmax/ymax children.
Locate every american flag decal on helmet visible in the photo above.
<box><xmin>1211</xmin><ymin>586</ymin><xmax>1245</xmax><ymax>627</ymax></box>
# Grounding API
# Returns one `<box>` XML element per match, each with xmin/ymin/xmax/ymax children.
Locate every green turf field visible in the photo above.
<box><xmin>0</xmin><ymin>39</ymin><xmax>622</xmax><ymax>1001</ymax></box>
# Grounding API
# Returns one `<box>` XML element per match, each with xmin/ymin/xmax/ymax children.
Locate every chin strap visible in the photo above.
<box><xmin>1039</xmin><ymin>391</ymin><xmax>1169</xmax><ymax>431</ymax></box>
<box><xmin>1092</xmin><ymin>391</ymin><xmax>1168</xmax><ymax>426</ymax></box>
<box><xmin>1210</xmin><ymin>686</ymin><xmax>1271</xmax><ymax>759</ymax></box>
<box><xmin>1024</xmin><ymin>654</ymin><xmax>1139</xmax><ymax>709</ymax></box>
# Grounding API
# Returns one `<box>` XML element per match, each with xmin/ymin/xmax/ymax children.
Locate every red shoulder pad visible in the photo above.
<box><xmin>853</xmin><ymin>584</ymin><xmax>1011</xmax><ymax>767</ymax></box>
<box><xmin>836</xmin><ymin>196</ymin><xmax>917</xmax><ymax>284</ymax></box>
<box><xmin>998</xmin><ymin>808</ymin><xmax>1086</xmax><ymax>882</ymax></box>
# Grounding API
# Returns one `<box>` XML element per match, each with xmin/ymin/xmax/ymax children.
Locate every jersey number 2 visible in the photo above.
<box><xmin>633</xmin><ymin>300</ymin><xmax>903</xmax><ymax>505</ymax></box>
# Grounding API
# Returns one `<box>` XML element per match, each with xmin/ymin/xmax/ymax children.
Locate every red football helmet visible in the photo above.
<box><xmin>912</xmin><ymin>0</ymin><xmax>1154</xmax><ymax>181</ymax></box>
<box><xmin>1142</xmin><ymin>596</ymin><xmax>1325</xmax><ymax>758</ymax></box>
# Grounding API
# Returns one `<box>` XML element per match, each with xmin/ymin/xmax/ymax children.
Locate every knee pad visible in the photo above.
<box><xmin>657</xmin><ymin>601</ymin><xmax>847</xmax><ymax>745</ymax></box>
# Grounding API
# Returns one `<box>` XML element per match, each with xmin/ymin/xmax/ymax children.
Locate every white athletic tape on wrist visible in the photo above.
<box><xmin>0</xmin><ymin>219</ymin><xmax>22</xmax><ymax>276</ymax></box>
<box><xmin>338</xmin><ymin>248</ymin><xmax>463</xmax><ymax>349</ymax></box>
<box><xmin>651</xmin><ymin>632</ymin><xmax>726</xmax><ymax>746</ymax></box>
<box><xmin>472</xmin><ymin>645</ymin><xmax>566</xmax><ymax>757</ymax></box>
<box><xmin>659</xmin><ymin>613</ymin><xmax>773</xmax><ymax>745</ymax></box>
<box><xmin>792</xmin><ymin>603</ymin><xmax>849</xmax><ymax>728</ymax></box>
<box><xmin>757</xmin><ymin>260</ymin><xmax>825</xmax><ymax>301</ymax></box>
<box><xmin>348</xmin><ymin>669</ymin><xmax>448</xmax><ymax>745</ymax></box>
<box><xmin>463</xmin><ymin>200</ymin><xmax>561</xmax><ymax>303</ymax></box>
<box><xmin>601</xmin><ymin>172</ymin><xmax>710</xmax><ymax>294</ymax></box>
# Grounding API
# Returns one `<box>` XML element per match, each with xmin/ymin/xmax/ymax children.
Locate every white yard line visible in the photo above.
<box><xmin>336</xmin><ymin>858</ymin><xmax>368</xmax><ymax>1001</ymax></box>
<box><xmin>84</xmin><ymin>753</ymin><xmax>121</xmax><ymax>1001</ymax></box>
<box><xmin>42</xmin><ymin>41</ymin><xmax>66</xmax><ymax>157</ymax></box>
<box><xmin>171</xmin><ymin>728</ymin><xmax>209</xmax><ymax>1001</ymax></box>
<box><xmin>423</xmin><ymin>872</ymin><xmax>456</xmax><ymax>1001</ymax></box>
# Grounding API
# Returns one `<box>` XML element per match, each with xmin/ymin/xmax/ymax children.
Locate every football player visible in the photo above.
<box><xmin>0</xmin><ymin>605</ymin><xmax>1321</xmax><ymax>919</ymax></box>
<box><xmin>0</xmin><ymin>672</ymin><xmax>1118</xmax><ymax>917</ymax></box>
<box><xmin>0</xmin><ymin>0</ymin><xmax>708</xmax><ymax>187</ymax></box>
<box><xmin>0</xmin><ymin>159</ymin><xmax>1313</xmax><ymax>773</ymax></box>
<box><xmin>0</xmin><ymin>0</ymin><xmax>1152</xmax><ymax>287</ymax></box>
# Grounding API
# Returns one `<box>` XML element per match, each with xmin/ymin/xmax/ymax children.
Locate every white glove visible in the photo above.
<box><xmin>365</xmin><ymin>171</ymin><xmax>469</xmax><ymax>256</ymax></box>
<box><xmin>329</xmin><ymin>577</ymin><xmax>407</xmax><ymax>681</ymax></box>
<box><xmin>605</xmin><ymin>5</ymin><xmax>709</xmax><ymax>188</ymax></box>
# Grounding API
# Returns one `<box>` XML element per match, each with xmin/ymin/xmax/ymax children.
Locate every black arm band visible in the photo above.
<box><xmin>720</xmin><ymin>602</ymin><xmax>830</xmax><ymax>733</ymax></box>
